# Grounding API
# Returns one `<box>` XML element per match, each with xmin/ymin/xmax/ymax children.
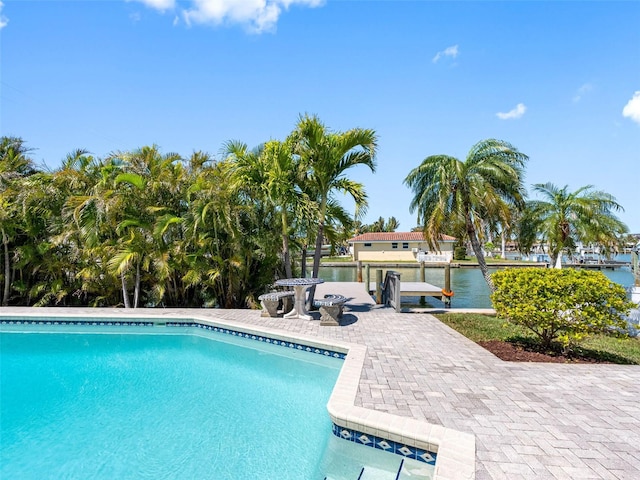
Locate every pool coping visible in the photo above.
<box><xmin>1</xmin><ymin>311</ymin><xmax>475</xmax><ymax>480</ymax></box>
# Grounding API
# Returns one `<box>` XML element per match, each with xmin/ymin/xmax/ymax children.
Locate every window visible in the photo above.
<box><xmin>402</xmin><ymin>242</ymin><xmax>409</xmax><ymax>249</ymax></box>
<box><xmin>364</xmin><ymin>242</ymin><xmax>372</xmax><ymax>247</ymax></box>
<box><xmin>391</xmin><ymin>242</ymin><xmax>398</xmax><ymax>249</ymax></box>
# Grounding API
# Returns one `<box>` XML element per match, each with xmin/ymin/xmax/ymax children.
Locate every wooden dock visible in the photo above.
<box><xmin>315</xmin><ymin>281</ymin><xmax>448</xmax><ymax>311</ymax></box>
<box><xmin>367</xmin><ymin>280</ymin><xmax>448</xmax><ymax>306</ymax></box>
<box><xmin>368</xmin><ymin>281</ymin><xmax>443</xmax><ymax>297</ymax></box>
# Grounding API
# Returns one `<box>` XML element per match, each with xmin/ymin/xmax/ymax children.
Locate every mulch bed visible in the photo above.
<box><xmin>477</xmin><ymin>340</ymin><xmax>605</xmax><ymax>363</ymax></box>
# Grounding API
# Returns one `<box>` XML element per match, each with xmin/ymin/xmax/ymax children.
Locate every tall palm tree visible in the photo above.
<box><xmin>0</xmin><ymin>137</ymin><xmax>37</xmax><ymax>305</ymax></box>
<box><xmin>226</xmin><ymin>139</ymin><xmax>303</xmax><ymax>278</ymax></box>
<box><xmin>404</xmin><ymin>139</ymin><xmax>528</xmax><ymax>290</ymax></box>
<box><xmin>185</xmin><ymin>157</ymin><xmax>282</xmax><ymax>308</ymax></box>
<box><xmin>106</xmin><ymin>146</ymin><xmax>184</xmax><ymax>307</ymax></box>
<box><xmin>528</xmin><ymin>183</ymin><xmax>627</xmax><ymax>268</ymax></box>
<box><xmin>292</xmin><ymin>114</ymin><xmax>377</xmax><ymax>304</ymax></box>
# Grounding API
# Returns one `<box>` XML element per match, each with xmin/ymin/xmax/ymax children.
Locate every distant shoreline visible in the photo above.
<box><xmin>319</xmin><ymin>261</ymin><xmax>630</xmax><ymax>270</ymax></box>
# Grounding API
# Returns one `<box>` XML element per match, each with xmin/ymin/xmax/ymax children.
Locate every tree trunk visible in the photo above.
<box><xmin>133</xmin><ymin>261</ymin><xmax>141</xmax><ymax>308</ymax></box>
<box><xmin>467</xmin><ymin>218</ymin><xmax>495</xmax><ymax>292</ymax></box>
<box><xmin>121</xmin><ymin>274</ymin><xmax>131</xmax><ymax>308</ymax></box>
<box><xmin>501</xmin><ymin>231</ymin><xmax>506</xmax><ymax>259</ymax></box>
<box><xmin>308</xmin><ymin>214</ymin><xmax>325</xmax><ymax>309</ymax></box>
<box><xmin>2</xmin><ymin>229</ymin><xmax>10</xmax><ymax>306</ymax></box>
<box><xmin>554</xmin><ymin>254</ymin><xmax>563</xmax><ymax>269</ymax></box>
<box><xmin>281</xmin><ymin>211</ymin><xmax>292</xmax><ymax>278</ymax></box>
<box><xmin>301</xmin><ymin>246</ymin><xmax>307</xmax><ymax>278</ymax></box>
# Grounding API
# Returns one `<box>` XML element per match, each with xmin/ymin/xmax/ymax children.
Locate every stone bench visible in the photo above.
<box><xmin>258</xmin><ymin>291</ymin><xmax>295</xmax><ymax>317</ymax></box>
<box><xmin>313</xmin><ymin>294</ymin><xmax>347</xmax><ymax>326</ymax></box>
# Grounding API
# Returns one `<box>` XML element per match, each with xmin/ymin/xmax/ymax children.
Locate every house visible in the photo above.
<box><xmin>347</xmin><ymin>232</ymin><xmax>457</xmax><ymax>262</ymax></box>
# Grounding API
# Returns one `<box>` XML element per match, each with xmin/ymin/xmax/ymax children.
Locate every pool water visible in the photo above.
<box><xmin>0</xmin><ymin>329</ymin><xmax>342</xmax><ymax>479</ymax></box>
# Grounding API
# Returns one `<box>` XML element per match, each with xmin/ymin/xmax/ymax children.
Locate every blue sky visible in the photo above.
<box><xmin>2</xmin><ymin>0</ymin><xmax>639</xmax><ymax>232</ymax></box>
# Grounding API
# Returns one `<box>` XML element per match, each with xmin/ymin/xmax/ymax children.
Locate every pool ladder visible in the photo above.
<box><xmin>324</xmin><ymin>458</ymin><xmax>405</xmax><ymax>480</ymax></box>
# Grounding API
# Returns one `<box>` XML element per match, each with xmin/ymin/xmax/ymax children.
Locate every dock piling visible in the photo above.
<box><xmin>420</xmin><ymin>262</ymin><xmax>426</xmax><ymax>305</ymax></box>
<box><xmin>375</xmin><ymin>269</ymin><xmax>383</xmax><ymax>304</ymax></box>
<box><xmin>444</xmin><ymin>263</ymin><xmax>452</xmax><ymax>308</ymax></box>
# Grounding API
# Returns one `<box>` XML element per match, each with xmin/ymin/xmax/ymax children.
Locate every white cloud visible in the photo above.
<box><xmin>0</xmin><ymin>1</ymin><xmax>8</xmax><ymax>29</ymax></box>
<box><xmin>132</xmin><ymin>0</ymin><xmax>323</xmax><ymax>33</ymax></box>
<box><xmin>131</xmin><ymin>0</ymin><xmax>176</xmax><ymax>11</ymax></box>
<box><xmin>496</xmin><ymin>103</ymin><xmax>527</xmax><ymax>120</ymax></box>
<box><xmin>432</xmin><ymin>45</ymin><xmax>459</xmax><ymax>63</ymax></box>
<box><xmin>573</xmin><ymin>83</ymin><xmax>593</xmax><ymax>103</ymax></box>
<box><xmin>622</xmin><ymin>91</ymin><xmax>640</xmax><ymax>125</ymax></box>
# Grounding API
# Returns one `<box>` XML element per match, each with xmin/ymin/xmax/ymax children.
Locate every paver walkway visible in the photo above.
<box><xmin>2</xmin><ymin>301</ymin><xmax>639</xmax><ymax>479</ymax></box>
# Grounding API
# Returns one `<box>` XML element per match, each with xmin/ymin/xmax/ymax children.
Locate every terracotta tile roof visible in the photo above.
<box><xmin>347</xmin><ymin>232</ymin><xmax>456</xmax><ymax>242</ymax></box>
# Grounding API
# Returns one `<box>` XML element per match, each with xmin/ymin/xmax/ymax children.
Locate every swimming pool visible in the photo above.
<box><xmin>1</xmin><ymin>326</ymin><xmax>344</xmax><ymax>479</ymax></box>
<box><xmin>0</xmin><ymin>316</ymin><xmax>447</xmax><ymax>479</ymax></box>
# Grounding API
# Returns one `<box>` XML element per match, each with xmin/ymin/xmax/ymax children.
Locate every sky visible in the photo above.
<box><xmin>1</xmin><ymin>0</ymin><xmax>639</xmax><ymax>233</ymax></box>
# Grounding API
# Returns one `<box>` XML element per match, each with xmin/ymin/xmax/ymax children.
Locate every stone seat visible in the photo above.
<box><xmin>313</xmin><ymin>294</ymin><xmax>347</xmax><ymax>326</ymax></box>
<box><xmin>258</xmin><ymin>291</ymin><xmax>295</xmax><ymax>317</ymax></box>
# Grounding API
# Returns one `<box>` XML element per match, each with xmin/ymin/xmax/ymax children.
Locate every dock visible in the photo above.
<box><xmin>315</xmin><ymin>280</ymin><xmax>448</xmax><ymax>311</ymax></box>
<box><xmin>317</xmin><ymin>280</ymin><xmax>495</xmax><ymax>314</ymax></box>
<box><xmin>368</xmin><ymin>280</ymin><xmax>444</xmax><ymax>298</ymax></box>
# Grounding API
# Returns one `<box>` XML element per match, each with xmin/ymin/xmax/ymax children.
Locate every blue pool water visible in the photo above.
<box><xmin>0</xmin><ymin>328</ymin><xmax>342</xmax><ymax>479</ymax></box>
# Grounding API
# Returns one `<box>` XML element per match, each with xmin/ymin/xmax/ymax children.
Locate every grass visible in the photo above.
<box><xmin>321</xmin><ymin>256</ymin><xmax>355</xmax><ymax>262</ymax></box>
<box><xmin>435</xmin><ymin>313</ymin><xmax>527</xmax><ymax>342</ymax></box>
<box><xmin>320</xmin><ymin>257</ymin><xmax>421</xmax><ymax>264</ymax></box>
<box><xmin>435</xmin><ymin>313</ymin><xmax>640</xmax><ymax>364</ymax></box>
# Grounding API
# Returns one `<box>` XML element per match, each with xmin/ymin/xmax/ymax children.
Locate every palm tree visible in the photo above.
<box><xmin>528</xmin><ymin>183</ymin><xmax>628</xmax><ymax>268</ymax></box>
<box><xmin>404</xmin><ymin>139</ymin><xmax>528</xmax><ymax>290</ymax></box>
<box><xmin>0</xmin><ymin>137</ymin><xmax>37</xmax><ymax>305</ymax></box>
<box><xmin>226</xmin><ymin>139</ymin><xmax>304</xmax><ymax>278</ymax></box>
<box><xmin>291</xmin><ymin>114</ymin><xmax>377</xmax><ymax>304</ymax></box>
<box><xmin>186</xmin><ymin>156</ymin><xmax>282</xmax><ymax>308</ymax></box>
<box><xmin>385</xmin><ymin>216</ymin><xmax>400</xmax><ymax>232</ymax></box>
<box><xmin>106</xmin><ymin>146</ymin><xmax>184</xmax><ymax>307</ymax></box>
<box><xmin>368</xmin><ymin>216</ymin><xmax>399</xmax><ymax>232</ymax></box>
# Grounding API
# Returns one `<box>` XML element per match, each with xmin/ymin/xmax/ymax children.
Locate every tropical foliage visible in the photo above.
<box><xmin>354</xmin><ymin>216</ymin><xmax>400</xmax><ymax>233</ymax></box>
<box><xmin>0</xmin><ymin>116</ymin><xmax>377</xmax><ymax>308</ymax></box>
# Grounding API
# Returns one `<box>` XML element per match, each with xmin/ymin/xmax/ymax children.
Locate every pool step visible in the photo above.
<box><xmin>324</xmin><ymin>457</ymin><xmax>432</xmax><ymax>480</ymax></box>
<box><xmin>319</xmin><ymin>436</ymin><xmax>434</xmax><ymax>480</ymax></box>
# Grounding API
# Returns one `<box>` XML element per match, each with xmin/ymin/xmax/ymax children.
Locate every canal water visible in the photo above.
<box><xmin>311</xmin><ymin>265</ymin><xmax>636</xmax><ymax>309</ymax></box>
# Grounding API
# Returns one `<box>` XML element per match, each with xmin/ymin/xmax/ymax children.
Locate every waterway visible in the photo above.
<box><xmin>311</xmin><ymin>264</ymin><xmax>636</xmax><ymax>309</ymax></box>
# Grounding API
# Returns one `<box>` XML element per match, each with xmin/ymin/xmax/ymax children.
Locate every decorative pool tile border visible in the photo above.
<box><xmin>0</xmin><ymin>317</ymin><xmax>346</xmax><ymax>360</ymax></box>
<box><xmin>333</xmin><ymin>424</ymin><xmax>437</xmax><ymax>465</ymax></box>
<box><xmin>178</xmin><ymin>322</ymin><xmax>346</xmax><ymax>359</ymax></box>
<box><xmin>0</xmin><ymin>317</ymin><xmax>155</xmax><ymax>327</ymax></box>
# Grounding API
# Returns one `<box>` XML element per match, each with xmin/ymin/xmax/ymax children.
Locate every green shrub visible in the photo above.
<box><xmin>491</xmin><ymin>268</ymin><xmax>634</xmax><ymax>351</ymax></box>
<box><xmin>454</xmin><ymin>246</ymin><xmax>467</xmax><ymax>260</ymax></box>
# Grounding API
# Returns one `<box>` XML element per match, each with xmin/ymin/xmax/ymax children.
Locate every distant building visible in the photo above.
<box><xmin>347</xmin><ymin>232</ymin><xmax>457</xmax><ymax>262</ymax></box>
